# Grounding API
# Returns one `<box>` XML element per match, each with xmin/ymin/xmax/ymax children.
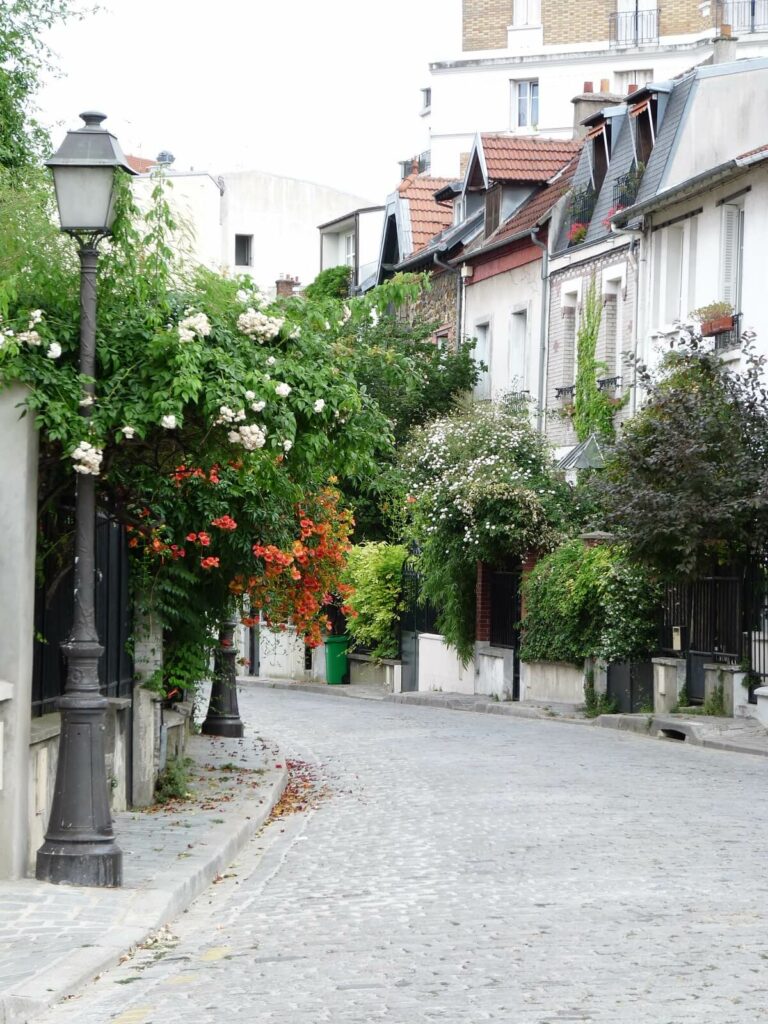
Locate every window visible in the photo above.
<box><xmin>474</xmin><ymin>323</ymin><xmax>491</xmax><ymax>399</ymax></box>
<box><xmin>614</xmin><ymin>68</ymin><xmax>653</xmax><ymax>94</ymax></box>
<box><xmin>485</xmin><ymin>186</ymin><xmax>502</xmax><ymax>237</ymax></box>
<box><xmin>511</xmin><ymin>79</ymin><xmax>539</xmax><ymax>129</ymax></box>
<box><xmin>234</xmin><ymin>234</ymin><xmax>252</xmax><ymax>267</ymax></box>
<box><xmin>612</xmin><ymin>0</ymin><xmax>659</xmax><ymax>45</ymax></box>
<box><xmin>509</xmin><ymin>309</ymin><xmax>528</xmax><ymax>391</ymax></box>
<box><xmin>344</xmin><ymin>232</ymin><xmax>355</xmax><ymax>268</ymax></box>
<box><xmin>629</xmin><ymin>95</ymin><xmax>657</xmax><ymax>166</ymax></box>
<box><xmin>587</xmin><ymin>122</ymin><xmax>612</xmax><ymax>193</ymax></box>
<box><xmin>651</xmin><ymin>216</ymin><xmax>699</xmax><ymax>330</ymax></box>
<box><xmin>720</xmin><ymin>203</ymin><xmax>745</xmax><ymax>311</ymax></box>
<box><xmin>421</xmin><ymin>87</ymin><xmax>432</xmax><ymax>110</ymax></box>
<box><xmin>513</xmin><ymin>0</ymin><xmax>541</xmax><ymax>24</ymax></box>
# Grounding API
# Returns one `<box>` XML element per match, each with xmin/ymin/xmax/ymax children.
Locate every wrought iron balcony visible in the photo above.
<box><xmin>612</xmin><ymin>170</ymin><xmax>642</xmax><ymax>210</ymax></box>
<box><xmin>555</xmin><ymin>384</ymin><xmax>576</xmax><ymax>400</ymax></box>
<box><xmin>715</xmin><ymin>0</ymin><xmax>768</xmax><ymax>33</ymax></box>
<box><xmin>597</xmin><ymin>375</ymin><xmax>622</xmax><ymax>391</ymax></box>
<box><xmin>609</xmin><ymin>7</ymin><xmax>661</xmax><ymax>45</ymax></box>
<box><xmin>713</xmin><ymin>312</ymin><xmax>742</xmax><ymax>351</ymax></box>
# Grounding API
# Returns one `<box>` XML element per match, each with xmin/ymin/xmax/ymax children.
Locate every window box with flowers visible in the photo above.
<box><xmin>691</xmin><ymin>302</ymin><xmax>735</xmax><ymax>338</ymax></box>
<box><xmin>567</xmin><ymin>222</ymin><xmax>587</xmax><ymax>246</ymax></box>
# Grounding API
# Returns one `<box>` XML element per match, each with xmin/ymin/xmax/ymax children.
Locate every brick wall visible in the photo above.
<box><xmin>462</xmin><ymin>0</ymin><xmax>514</xmax><ymax>50</ymax></box>
<box><xmin>542</xmin><ymin>0</ymin><xmax>704</xmax><ymax>46</ymax></box>
<box><xmin>545</xmin><ymin>246</ymin><xmax>635</xmax><ymax>449</ymax></box>
<box><xmin>476</xmin><ymin>561</ymin><xmax>492</xmax><ymax>642</ymax></box>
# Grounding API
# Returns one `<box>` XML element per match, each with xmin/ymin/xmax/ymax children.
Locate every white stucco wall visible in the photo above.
<box><xmin>357</xmin><ymin>208</ymin><xmax>386</xmax><ymax>286</ymax></box>
<box><xmin>428</xmin><ymin>42</ymin><xmax>768</xmax><ymax>178</ymax></box>
<box><xmin>464</xmin><ymin>260</ymin><xmax>542</xmax><ymax>404</ymax></box>
<box><xmin>418</xmin><ymin>634</ymin><xmax>473</xmax><ymax>693</ymax></box>
<box><xmin>220</xmin><ymin>171</ymin><xmax>374</xmax><ymax>295</ymax></box>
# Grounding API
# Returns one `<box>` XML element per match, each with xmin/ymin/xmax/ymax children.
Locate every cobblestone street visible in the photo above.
<box><xmin>33</xmin><ymin>685</ymin><xmax>768</xmax><ymax>1023</ymax></box>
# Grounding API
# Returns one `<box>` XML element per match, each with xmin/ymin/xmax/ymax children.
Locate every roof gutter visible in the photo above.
<box><xmin>448</xmin><ymin>217</ymin><xmax>550</xmax><ymax>267</ymax></box>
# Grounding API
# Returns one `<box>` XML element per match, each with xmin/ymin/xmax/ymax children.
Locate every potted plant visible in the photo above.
<box><xmin>568</xmin><ymin>221</ymin><xmax>587</xmax><ymax>245</ymax></box>
<box><xmin>691</xmin><ymin>301</ymin><xmax>734</xmax><ymax>337</ymax></box>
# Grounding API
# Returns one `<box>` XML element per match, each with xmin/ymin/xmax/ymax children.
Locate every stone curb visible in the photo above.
<box><xmin>238</xmin><ymin>677</ymin><xmax>386</xmax><ymax>700</ymax></box>
<box><xmin>385</xmin><ymin>692</ymin><xmax>589</xmax><ymax>724</ymax></box>
<box><xmin>0</xmin><ymin>761</ymin><xmax>288</xmax><ymax>1024</ymax></box>
<box><xmin>594</xmin><ymin>713</ymin><xmax>768</xmax><ymax>757</ymax></box>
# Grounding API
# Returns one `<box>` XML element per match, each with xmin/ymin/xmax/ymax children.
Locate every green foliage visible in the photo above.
<box><xmin>154</xmin><ymin>756</ymin><xmax>194</xmax><ymax>804</ymax></box>
<box><xmin>520</xmin><ymin>540</ymin><xmax>661</xmax><ymax>664</ymax></box>
<box><xmin>597</xmin><ymin>333</ymin><xmax>768</xmax><ymax>577</ymax></box>
<box><xmin>582</xmin><ymin>668</ymin><xmax>617</xmax><ymax>718</ymax></box>
<box><xmin>304</xmin><ymin>265</ymin><xmax>351</xmax><ymax>301</ymax></box>
<box><xmin>0</xmin><ymin>0</ymin><xmax>88</xmax><ymax>169</ymax></box>
<box><xmin>343</xmin><ymin>542</ymin><xmax>408</xmax><ymax>659</ymax></box>
<box><xmin>401</xmin><ymin>399</ymin><xmax>573</xmax><ymax>663</ymax></box>
<box><xmin>572</xmin><ymin>276</ymin><xmax>618</xmax><ymax>442</ymax></box>
<box><xmin>703</xmin><ymin>679</ymin><xmax>727</xmax><ymax>717</ymax></box>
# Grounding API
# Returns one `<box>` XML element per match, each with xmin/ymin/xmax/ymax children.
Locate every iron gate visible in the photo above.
<box><xmin>606</xmin><ymin>661</ymin><xmax>654</xmax><ymax>713</ymax></box>
<box><xmin>488</xmin><ymin>564</ymin><xmax>521</xmax><ymax>700</ymax></box>
<box><xmin>32</xmin><ymin>513</ymin><xmax>133</xmax><ymax>717</ymax></box>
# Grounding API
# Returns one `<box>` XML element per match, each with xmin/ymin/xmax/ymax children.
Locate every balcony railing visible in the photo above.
<box><xmin>609</xmin><ymin>7</ymin><xmax>661</xmax><ymax>45</ymax></box>
<box><xmin>712</xmin><ymin>312</ymin><xmax>742</xmax><ymax>351</ymax></box>
<box><xmin>612</xmin><ymin>170</ymin><xmax>642</xmax><ymax>210</ymax></box>
<box><xmin>555</xmin><ymin>384</ymin><xmax>576</xmax><ymax>401</ymax></box>
<box><xmin>597</xmin><ymin>375</ymin><xmax>622</xmax><ymax>391</ymax></box>
<box><xmin>566</xmin><ymin>186</ymin><xmax>596</xmax><ymax>245</ymax></box>
<box><xmin>715</xmin><ymin>0</ymin><xmax>768</xmax><ymax>33</ymax></box>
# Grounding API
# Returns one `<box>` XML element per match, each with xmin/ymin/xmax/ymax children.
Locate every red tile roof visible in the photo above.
<box><xmin>398</xmin><ymin>173</ymin><xmax>454</xmax><ymax>252</ymax></box>
<box><xmin>480</xmin><ymin>134</ymin><xmax>582</xmax><ymax>183</ymax></box>
<box><xmin>126</xmin><ymin>154</ymin><xmax>156</xmax><ymax>173</ymax></box>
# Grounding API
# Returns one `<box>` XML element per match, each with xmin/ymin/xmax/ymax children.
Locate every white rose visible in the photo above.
<box><xmin>161</xmin><ymin>414</ymin><xmax>177</xmax><ymax>429</ymax></box>
<box><xmin>122</xmin><ymin>426</ymin><xmax>135</xmax><ymax>439</ymax></box>
<box><xmin>282</xmin><ymin>439</ymin><xmax>293</xmax><ymax>452</ymax></box>
<box><xmin>244</xmin><ymin>390</ymin><xmax>256</xmax><ymax>401</ymax></box>
<box><xmin>251</xmin><ymin>400</ymin><xmax>266</xmax><ymax>412</ymax></box>
<box><xmin>313</xmin><ymin>399</ymin><xmax>325</xmax><ymax>413</ymax></box>
<box><xmin>46</xmin><ymin>342</ymin><xmax>62</xmax><ymax>359</ymax></box>
<box><xmin>267</xmin><ymin>356</ymin><xmax>276</xmax><ymax>366</ymax></box>
<box><xmin>275</xmin><ymin>382</ymin><xmax>291</xmax><ymax>398</ymax></box>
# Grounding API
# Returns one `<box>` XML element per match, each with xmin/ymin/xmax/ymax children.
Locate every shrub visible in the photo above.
<box><xmin>343</xmin><ymin>542</ymin><xmax>408</xmax><ymax>660</ymax></box>
<box><xmin>520</xmin><ymin>540</ymin><xmax>661</xmax><ymax>664</ymax></box>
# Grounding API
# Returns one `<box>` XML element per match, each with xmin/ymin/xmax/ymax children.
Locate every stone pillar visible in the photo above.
<box><xmin>0</xmin><ymin>385</ymin><xmax>38</xmax><ymax>878</ymax></box>
<box><xmin>653</xmin><ymin>657</ymin><xmax>686</xmax><ymax>714</ymax></box>
<box><xmin>132</xmin><ymin>607</ymin><xmax>163</xmax><ymax>807</ymax></box>
<box><xmin>703</xmin><ymin>663</ymin><xmax>747</xmax><ymax>718</ymax></box>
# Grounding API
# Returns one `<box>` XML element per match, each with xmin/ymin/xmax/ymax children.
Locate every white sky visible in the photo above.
<box><xmin>37</xmin><ymin>0</ymin><xmax>462</xmax><ymax>204</ymax></box>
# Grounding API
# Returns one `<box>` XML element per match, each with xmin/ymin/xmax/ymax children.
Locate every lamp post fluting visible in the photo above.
<box><xmin>202</xmin><ymin>618</ymin><xmax>245</xmax><ymax>737</ymax></box>
<box><xmin>36</xmin><ymin>113</ymin><xmax>136</xmax><ymax>888</ymax></box>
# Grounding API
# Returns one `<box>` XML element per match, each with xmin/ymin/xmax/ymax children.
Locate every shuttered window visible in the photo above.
<box><xmin>720</xmin><ymin>203</ymin><xmax>744</xmax><ymax>311</ymax></box>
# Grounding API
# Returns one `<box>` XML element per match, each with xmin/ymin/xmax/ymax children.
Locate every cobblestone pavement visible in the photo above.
<box><xmin>32</xmin><ymin>685</ymin><xmax>768</xmax><ymax>1024</ymax></box>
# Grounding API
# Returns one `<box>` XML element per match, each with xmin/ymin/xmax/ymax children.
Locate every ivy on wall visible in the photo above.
<box><xmin>572</xmin><ymin>276</ymin><xmax>618</xmax><ymax>443</ymax></box>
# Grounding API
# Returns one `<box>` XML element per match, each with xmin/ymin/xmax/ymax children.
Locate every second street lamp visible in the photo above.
<box><xmin>36</xmin><ymin>112</ymin><xmax>136</xmax><ymax>887</ymax></box>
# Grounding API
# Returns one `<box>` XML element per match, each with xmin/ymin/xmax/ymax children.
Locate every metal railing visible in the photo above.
<box><xmin>715</xmin><ymin>0</ymin><xmax>768</xmax><ymax>33</ymax></box>
<box><xmin>597</xmin><ymin>375</ymin><xmax>622</xmax><ymax>391</ymax></box>
<box><xmin>555</xmin><ymin>384</ymin><xmax>576</xmax><ymax>400</ymax></box>
<box><xmin>612</xmin><ymin>170</ymin><xmax>642</xmax><ymax>210</ymax></box>
<box><xmin>609</xmin><ymin>7</ymin><xmax>661</xmax><ymax>45</ymax></box>
<box><xmin>713</xmin><ymin>312</ymin><xmax>742</xmax><ymax>351</ymax></box>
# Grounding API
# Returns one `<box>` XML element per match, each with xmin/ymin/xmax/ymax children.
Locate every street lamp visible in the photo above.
<box><xmin>36</xmin><ymin>112</ymin><xmax>136</xmax><ymax>887</ymax></box>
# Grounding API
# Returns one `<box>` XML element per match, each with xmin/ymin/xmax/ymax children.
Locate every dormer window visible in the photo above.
<box><xmin>485</xmin><ymin>185</ymin><xmax>502</xmax><ymax>237</ymax></box>
<box><xmin>630</xmin><ymin>96</ymin><xmax>657</xmax><ymax>165</ymax></box>
<box><xmin>586</xmin><ymin>121</ymin><xmax>612</xmax><ymax>193</ymax></box>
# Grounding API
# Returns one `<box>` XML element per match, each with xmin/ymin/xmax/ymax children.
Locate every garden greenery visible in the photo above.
<box><xmin>596</xmin><ymin>332</ymin><xmax>768</xmax><ymax>577</ymax></box>
<box><xmin>343</xmin><ymin>542</ymin><xmax>408</xmax><ymax>660</ymax></box>
<box><xmin>520</xmin><ymin>539</ymin><xmax>661</xmax><ymax>665</ymax></box>
<box><xmin>572</xmin><ymin>276</ymin><xmax>617</xmax><ymax>443</ymax></box>
<box><xmin>401</xmin><ymin>398</ymin><xmax>573</xmax><ymax>663</ymax></box>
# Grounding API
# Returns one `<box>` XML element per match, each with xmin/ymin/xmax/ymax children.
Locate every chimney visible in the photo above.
<box><xmin>627</xmin><ymin>82</ymin><xmax>638</xmax><ymax>94</ymax></box>
<box><xmin>571</xmin><ymin>89</ymin><xmax>624</xmax><ymax>140</ymax></box>
<box><xmin>600</xmin><ymin>78</ymin><xmax>610</xmax><ymax>93</ymax></box>
<box><xmin>276</xmin><ymin>275</ymin><xmax>299</xmax><ymax>298</ymax></box>
<box><xmin>583</xmin><ymin>81</ymin><xmax>594</xmax><ymax>93</ymax></box>
<box><xmin>712</xmin><ymin>32</ymin><xmax>738</xmax><ymax>64</ymax></box>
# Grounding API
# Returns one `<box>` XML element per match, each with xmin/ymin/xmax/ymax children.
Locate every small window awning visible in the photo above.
<box><xmin>630</xmin><ymin>99</ymin><xmax>651</xmax><ymax>118</ymax></box>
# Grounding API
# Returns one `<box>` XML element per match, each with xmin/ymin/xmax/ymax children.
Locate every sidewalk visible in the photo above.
<box><xmin>239</xmin><ymin>675</ymin><xmax>389</xmax><ymax>701</ymax></box>
<box><xmin>0</xmin><ymin>732</ymin><xmax>287</xmax><ymax>1024</ymax></box>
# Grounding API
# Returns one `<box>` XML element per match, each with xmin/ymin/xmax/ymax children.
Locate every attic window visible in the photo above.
<box><xmin>630</xmin><ymin>96</ymin><xmax>657</xmax><ymax>166</ymax></box>
<box><xmin>485</xmin><ymin>185</ymin><xmax>502</xmax><ymax>237</ymax></box>
<box><xmin>587</xmin><ymin>122</ymin><xmax>611</xmax><ymax>193</ymax></box>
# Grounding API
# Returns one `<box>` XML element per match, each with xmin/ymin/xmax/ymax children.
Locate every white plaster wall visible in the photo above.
<box><xmin>0</xmin><ymin>385</ymin><xmax>37</xmax><ymax>879</ymax></box>
<box><xmin>428</xmin><ymin>43</ymin><xmax>758</xmax><ymax>178</ymax></box>
<box><xmin>220</xmin><ymin>171</ymin><xmax>374</xmax><ymax>295</ymax></box>
<box><xmin>259</xmin><ymin>625</ymin><xmax>306</xmax><ymax>680</ymax></box>
<box><xmin>521</xmin><ymin>660</ymin><xmax>585</xmax><ymax>703</ymax></box>
<box><xmin>418</xmin><ymin>634</ymin><xmax>473</xmax><ymax>693</ymax></box>
<box><xmin>357</xmin><ymin>209</ymin><xmax>386</xmax><ymax>286</ymax></box>
<box><xmin>665</xmin><ymin>64</ymin><xmax>768</xmax><ymax>190</ymax></box>
<box><xmin>465</xmin><ymin>261</ymin><xmax>542</xmax><ymax>404</ymax></box>
<box><xmin>133</xmin><ymin>173</ymin><xmax>223</xmax><ymax>272</ymax></box>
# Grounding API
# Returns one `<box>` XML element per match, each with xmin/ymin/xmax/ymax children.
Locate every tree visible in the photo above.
<box><xmin>0</xmin><ymin>0</ymin><xmax>86</xmax><ymax>169</ymax></box>
<box><xmin>596</xmin><ymin>333</ymin><xmax>768</xmax><ymax>577</ymax></box>
<box><xmin>399</xmin><ymin>398</ymin><xmax>573</xmax><ymax>662</ymax></box>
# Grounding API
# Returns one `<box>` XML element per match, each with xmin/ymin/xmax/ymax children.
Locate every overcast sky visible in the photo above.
<box><xmin>37</xmin><ymin>0</ymin><xmax>462</xmax><ymax>203</ymax></box>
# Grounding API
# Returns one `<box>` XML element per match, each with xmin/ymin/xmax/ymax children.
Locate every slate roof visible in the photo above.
<box><xmin>480</xmin><ymin>135</ymin><xmax>583</xmax><ymax>183</ymax></box>
<box><xmin>397</xmin><ymin>173</ymin><xmax>454</xmax><ymax>252</ymax></box>
<box><xmin>634</xmin><ymin>73</ymin><xmax>695</xmax><ymax>204</ymax></box>
<box><xmin>397</xmin><ymin>210</ymin><xmax>484</xmax><ymax>270</ymax></box>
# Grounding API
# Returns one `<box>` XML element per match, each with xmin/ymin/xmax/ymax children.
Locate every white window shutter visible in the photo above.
<box><xmin>720</xmin><ymin>205</ymin><xmax>739</xmax><ymax>307</ymax></box>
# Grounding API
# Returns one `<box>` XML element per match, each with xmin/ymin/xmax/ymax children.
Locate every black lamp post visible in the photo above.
<box><xmin>202</xmin><ymin>617</ymin><xmax>245</xmax><ymax>738</ymax></box>
<box><xmin>36</xmin><ymin>112</ymin><xmax>136</xmax><ymax>887</ymax></box>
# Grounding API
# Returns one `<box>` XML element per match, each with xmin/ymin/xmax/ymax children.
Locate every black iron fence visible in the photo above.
<box><xmin>612</xmin><ymin>170</ymin><xmax>642</xmax><ymax>210</ymax></box>
<box><xmin>489</xmin><ymin>567</ymin><xmax>520</xmax><ymax>649</ymax></box>
<box><xmin>713</xmin><ymin>312</ymin><xmax>742</xmax><ymax>352</ymax></box>
<box><xmin>609</xmin><ymin>7</ymin><xmax>661</xmax><ymax>45</ymax></box>
<box><xmin>32</xmin><ymin>513</ymin><xmax>133</xmax><ymax>717</ymax></box>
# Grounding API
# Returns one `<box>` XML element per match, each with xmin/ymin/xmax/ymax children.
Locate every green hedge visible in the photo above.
<box><xmin>343</xmin><ymin>543</ymin><xmax>408</xmax><ymax>660</ymax></box>
<box><xmin>520</xmin><ymin>540</ymin><xmax>660</xmax><ymax>665</ymax></box>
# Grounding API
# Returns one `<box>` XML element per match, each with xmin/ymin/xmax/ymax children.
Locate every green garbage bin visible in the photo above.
<box><xmin>324</xmin><ymin>634</ymin><xmax>350</xmax><ymax>685</ymax></box>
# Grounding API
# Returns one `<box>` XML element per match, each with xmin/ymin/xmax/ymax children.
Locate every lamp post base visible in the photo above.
<box><xmin>36</xmin><ymin>840</ymin><xmax>122</xmax><ymax>887</ymax></box>
<box><xmin>201</xmin><ymin>618</ymin><xmax>245</xmax><ymax>738</ymax></box>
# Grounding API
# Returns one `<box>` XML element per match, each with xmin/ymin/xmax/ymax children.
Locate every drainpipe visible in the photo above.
<box><xmin>433</xmin><ymin>251</ymin><xmax>460</xmax><ymax>346</ymax></box>
<box><xmin>529</xmin><ymin>226</ymin><xmax>548</xmax><ymax>434</ymax></box>
<box><xmin>611</xmin><ymin>221</ymin><xmax>645</xmax><ymax>416</ymax></box>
